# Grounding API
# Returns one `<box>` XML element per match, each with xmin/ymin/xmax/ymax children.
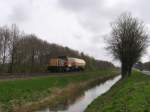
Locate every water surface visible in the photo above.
<box><xmin>36</xmin><ymin>75</ymin><xmax>121</xmax><ymax>112</ymax></box>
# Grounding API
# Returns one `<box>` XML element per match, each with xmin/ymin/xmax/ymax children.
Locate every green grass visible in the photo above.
<box><xmin>0</xmin><ymin>69</ymin><xmax>117</xmax><ymax>111</ymax></box>
<box><xmin>85</xmin><ymin>71</ymin><xmax>150</xmax><ymax>112</ymax></box>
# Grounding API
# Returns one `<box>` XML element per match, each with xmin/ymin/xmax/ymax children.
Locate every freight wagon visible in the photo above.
<box><xmin>47</xmin><ymin>56</ymin><xmax>86</xmax><ymax>72</ymax></box>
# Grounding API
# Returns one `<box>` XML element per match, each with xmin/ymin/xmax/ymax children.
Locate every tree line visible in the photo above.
<box><xmin>0</xmin><ymin>24</ymin><xmax>114</xmax><ymax>73</ymax></box>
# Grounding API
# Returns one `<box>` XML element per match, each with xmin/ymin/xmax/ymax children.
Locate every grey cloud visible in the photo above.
<box><xmin>58</xmin><ymin>0</ymin><xmax>102</xmax><ymax>12</ymax></box>
<box><xmin>58</xmin><ymin>0</ymin><xmax>106</xmax><ymax>32</ymax></box>
<box><xmin>73</xmin><ymin>33</ymin><xmax>82</xmax><ymax>39</ymax></box>
<box><xmin>131</xmin><ymin>1</ymin><xmax>150</xmax><ymax>23</ymax></box>
<box><xmin>58</xmin><ymin>0</ymin><xmax>145</xmax><ymax>33</ymax></box>
<box><xmin>1</xmin><ymin>0</ymin><xmax>149</xmax><ymax>64</ymax></box>
<box><xmin>9</xmin><ymin>1</ymin><xmax>32</xmax><ymax>23</ymax></box>
<box><xmin>91</xmin><ymin>34</ymin><xmax>106</xmax><ymax>45</ymax></box>
<box><xmin>84</xmin><ymin>43</ymin><xmax>112</xmax><ymax>61</ymax></box>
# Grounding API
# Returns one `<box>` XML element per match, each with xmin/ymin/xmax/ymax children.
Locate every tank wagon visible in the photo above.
<box><xmin>47</xmin><ymin>56</ymin><xmax>86</xmax><ymax>72</ymax></box>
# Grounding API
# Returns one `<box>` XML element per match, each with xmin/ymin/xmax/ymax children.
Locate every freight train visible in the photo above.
<box><xmin>47</xmin><ymin>56</ymin><xmax>86</xmax><ymax>72</ymax></box>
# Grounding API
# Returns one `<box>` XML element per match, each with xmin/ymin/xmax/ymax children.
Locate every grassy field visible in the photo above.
<box><xmin>85</xmin><ymin>71</ymin><xmax>150</xmax><ymax>112</ymax></box>
<box><xmin>0</xmin><ymin>69</ymin><xmax>117</xmax><ymax>112</ymax></box>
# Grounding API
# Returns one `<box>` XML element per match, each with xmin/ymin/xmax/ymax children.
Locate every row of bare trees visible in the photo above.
<box><xmin>0</xmin><ymin>24</ymin><xmax>114</xmax><ymax>73</ymax></box>
<box><xmin>0</xmin><ymin>24</ymin><xmax>20</xmax><ymax>73</ymax></box>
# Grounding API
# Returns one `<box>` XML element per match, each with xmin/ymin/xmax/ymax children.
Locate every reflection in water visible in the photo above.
<box><xmin>36</xmin><ymin>75</ymin><xmax>121</xmax><ymax>112</ymax></box>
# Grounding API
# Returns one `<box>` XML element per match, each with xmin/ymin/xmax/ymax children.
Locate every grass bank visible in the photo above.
<box><xmin>0</xmin><ymin>69</ymin><xmax>118</xmax><ymax>112</ymax></box>
<box><xmin>85</xmin><ymin>71</ymin><xmax>150</xmax><ymax>112</ymax></box>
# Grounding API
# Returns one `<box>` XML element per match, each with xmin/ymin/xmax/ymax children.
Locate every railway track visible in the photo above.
<box><xmin>0</xmin><ymin>71</ymin><xmax>85</xmax><ymax>80</ymax></box>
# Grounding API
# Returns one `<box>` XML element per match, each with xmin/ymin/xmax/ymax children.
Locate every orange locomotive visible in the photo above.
<box><xmin>47</xmin><ymin>56</ymin><xmax>86</xmax><ymax>72</ymax></box>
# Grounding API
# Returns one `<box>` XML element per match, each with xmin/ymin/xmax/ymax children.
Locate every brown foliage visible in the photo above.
<box><xmin>0</xmin><ymin>24</ymin><xmax>115</xmax><ymax>73</ymax></box>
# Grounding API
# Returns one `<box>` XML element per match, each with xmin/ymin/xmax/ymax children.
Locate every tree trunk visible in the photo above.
<box><xmin>31</xmin><ymin>49</ymin><xmax>35</xmax><ymax>72</ymax></box>
<box><xmin>121</xmin><ymin>63</ymin><xmax>128</xmax><ymax>78</ymax></box>
<box><xmin>2</xmin><ymin>39</ymin><xmax>6</xmax><ymax>65</ymax></box>
<box><xmin>127</xmin><ymin>65</ymin><xmax>132</xmax><ymax>76</ymax></box>
<box><xmin>9</xmin><ymin>43</ymin><xmax>16</xmax><ymax>73</ymax></box>
<box><xmin>9</xmin><ymin>49</ymin><xmax>14</xmax><ymax>73</ymax></box>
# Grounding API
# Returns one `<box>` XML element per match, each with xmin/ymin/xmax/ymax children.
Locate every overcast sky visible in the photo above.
<box><xmin>1</xmin><ymin>0</ymin><xmax>150</xmax><ymax>65</ymax></box>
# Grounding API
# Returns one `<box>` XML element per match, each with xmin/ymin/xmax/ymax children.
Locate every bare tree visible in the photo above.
<box><xmin>0</xmin><ymin>28</ymin><xmax>3</xmax><ymax>63</ymax></box>
<box><xmin>1</xmin><ymin>26</ymin><xmax>10</xmax><ymax>65</ymax></box>
<box><xmin>9</xmin><ymin>24</ymin><xmax>19</xmax><ymax>73</ymax></box>
<box><xmin>108</xmin><ymin>13</ymin><xmax>149</xmax><ymax>78</ymax></box>
<box><xmin>0</xmin><ymin>30</ymin><xmax>2</xmax><ymax>64</ymax></box>
<box><xmin>0</xmin><ymin>26</ymin><xmax>11</xmax><ymax>72</ymax></box>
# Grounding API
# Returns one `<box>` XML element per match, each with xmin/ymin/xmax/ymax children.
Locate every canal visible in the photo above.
<box><xmin>36</xmin><ymin>75</ymin><xmax>121</xmax><ymax>112</ymax></box>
